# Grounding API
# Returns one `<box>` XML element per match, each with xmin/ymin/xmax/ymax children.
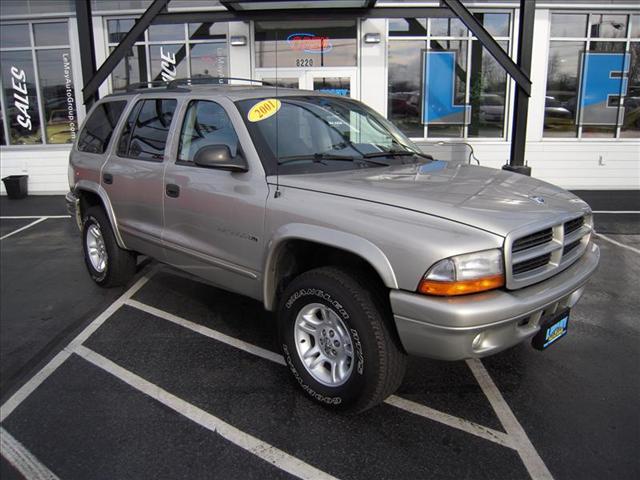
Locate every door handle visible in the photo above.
<box><xmin>103</xmin><ymin>173</ymin><xmax>113</xmax><ymax>185</ymax></box>
<box><xmin>166</xmin><ymin>183</ymin><xmax>180</xmax><ymax>198</ymax></box>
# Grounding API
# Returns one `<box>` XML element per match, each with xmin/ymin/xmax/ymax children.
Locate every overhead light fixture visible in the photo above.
<box><xmin>230</xmin><ymin>35</ymin><xmax>247</xmax><ymax>46</ymax></box>
<box><xmin>363</xmin><ymin>33</ymin><xmax>381</xmax><ymax>44</ymax></box>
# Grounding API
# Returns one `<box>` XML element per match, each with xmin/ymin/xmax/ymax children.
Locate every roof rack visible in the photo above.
<box><xmin>126</xmin><ymin>81</ymin><xmax>170</xmax><ymax>92</ymax></box>
<box><xmin>166</xmin><ymin>77</ymin><xmax>273</xmax><ymax>88</ymax></box>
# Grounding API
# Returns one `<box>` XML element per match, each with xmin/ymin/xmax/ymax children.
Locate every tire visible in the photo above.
<box><xmin>278</xmin><ymin>266</ymin><xmax>407</xmax><ymax>413</ymax></box>
<box><xmin>82</xmin><ymin>206</ymin><xmax>136</xmax><ymax>287</ymax></box>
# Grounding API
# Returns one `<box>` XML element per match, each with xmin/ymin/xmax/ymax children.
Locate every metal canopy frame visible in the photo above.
<box><xmin>78</xmin><ymin>0</ymin><xmax>534</xmax><ymax>167</ymax></box>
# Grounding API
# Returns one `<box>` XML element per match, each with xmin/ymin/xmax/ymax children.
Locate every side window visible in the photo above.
<box><xmin>118</xmin><ymin>99</ymin><xmax>177</xmax><ymax>161</ymax></box>
<box><xmin>77</xmin><ymin>101</ymin><xmax>127</xmax><ymax>154</ymax></box>
<box><xmin>178</xmin><ymin>100</ymin><xmax>239</xmax><ymax>163</ymax></box>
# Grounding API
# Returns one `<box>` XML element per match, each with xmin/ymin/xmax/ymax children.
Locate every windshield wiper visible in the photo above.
<box><xmin>363</xmin><ymin>150</ymin><xmax>434</xmax><ymax>160</ymax></box>
<box><xmin>278</xmin><ymin>153</ymin><xmax>390</xmax><ymax>167</ymax></box>
<box><xmin>278</xmin><ymin>153</ymin><xmax>356</xmax><ymax>165</ymax></box>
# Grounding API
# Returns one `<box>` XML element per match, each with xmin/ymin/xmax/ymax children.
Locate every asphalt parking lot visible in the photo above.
<box><xmin>1</xmin><ymin>194</ymin><xmax>639</xmax><ymax>480</ymax></box>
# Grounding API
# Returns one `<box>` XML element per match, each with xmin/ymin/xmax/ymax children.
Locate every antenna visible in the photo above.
<box><xmin>274</xmin><ymin>28</ymin><xmax>281</xmax><ymax>199</ymax></box>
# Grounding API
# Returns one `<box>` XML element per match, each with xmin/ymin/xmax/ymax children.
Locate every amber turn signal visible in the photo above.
<box><xmin>418</xmin><ymin>274</ymin><xmax>505</xmax><ymax>296</ymax></box>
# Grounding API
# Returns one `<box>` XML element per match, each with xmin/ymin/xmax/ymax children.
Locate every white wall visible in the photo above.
<box><xmin>0</xmin><ymin>147</ymin><xmax>71</xmax><ymax>195</ymax></box>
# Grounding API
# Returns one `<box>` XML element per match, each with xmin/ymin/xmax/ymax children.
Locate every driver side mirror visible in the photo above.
<box><xmin>193</xmin><ymin>145</ymin><xmax>247</xmax><ymax>172</ymax></box>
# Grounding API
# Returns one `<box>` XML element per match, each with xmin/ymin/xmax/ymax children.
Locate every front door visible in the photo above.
<box><xmin>162</xmin><ymin>97</ymin><xmax>268</xmax><ymax>300</ymax></box>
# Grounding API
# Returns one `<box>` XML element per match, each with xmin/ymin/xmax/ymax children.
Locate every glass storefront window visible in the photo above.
<box><xmin>1</xmin><ymin>50</ymin><xmax>42</xmax><ymax>145</ymax></box>
<box><xmin>106</xmin><ymin>19</ymin><xmax>228</xmax><ymax>91</ymax></box>
<box><xmin>550</xmin><ymin>14</ymin><xmax>588</xmax><ymax>38</ymax></box>
<box><xmin>255</xmin><ymin>20</ymin><xmax>357</xmax><ymax>68</ymax></box>
<box><xmin>0</xmin><ymin>20</ymin><xmax>78</xmax><ymax>146</ymax></box>
<box><xmin>621</xmin><ymin>43</ymin><xmax>640</xmax><ymax>138</ymax></box>
<box><xmin>387</xmin><ymin>41</ymin><xmax>425</xmax><ymax>138</ymax></box>
<box><xmin>545</xmin><ymin>12</ymin><xmax>638</xmax><ymax>139</ymax></box>
<box><xmin>388</xmin><ymin>14</ymin><xmax>511</xmax><ymax>139</ymax></box>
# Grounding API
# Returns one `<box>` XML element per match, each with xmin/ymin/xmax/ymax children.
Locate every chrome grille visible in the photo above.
<box><xmin>506</xmin><ymin>213</ymin><xmax>592</xmax><ymax>289</ymax></box>
<box><xmin>512</xmin><ymin>228</ymin><xmax>553</xmax><ymax>253</ymax></box>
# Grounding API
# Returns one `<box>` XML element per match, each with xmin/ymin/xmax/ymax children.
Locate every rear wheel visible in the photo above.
<box><xmin>278</xmin><ymin>266</ymin><xmax>407</xmax><ymax>412</ymax></box>
<box><xmin>82</xmin><ymin>206</ymin><xmax>136</xmax><ymax>287</ymax></box>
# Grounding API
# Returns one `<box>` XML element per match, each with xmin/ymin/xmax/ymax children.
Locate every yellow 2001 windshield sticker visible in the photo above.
<box><xmin>248</xmin><ymin>99</ymin><xmax>281</xmax><ymax>122</ymax></box>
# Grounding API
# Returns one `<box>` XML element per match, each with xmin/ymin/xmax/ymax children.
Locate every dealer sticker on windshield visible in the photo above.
<box><xmin>248</xmin><ymin>99</ymin><xmax>281</xmax><ymax>122</ymax></box>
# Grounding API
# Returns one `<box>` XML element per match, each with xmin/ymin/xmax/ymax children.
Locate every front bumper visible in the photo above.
<box><xmin>390</xmin><ymin>242</ymin><xmax>600</xmax><ymax>360</ymax></box>
<box><xmin>65</xmin><ymin>191</ymin><xmax>82</xmax><ymax>230</ymax></box>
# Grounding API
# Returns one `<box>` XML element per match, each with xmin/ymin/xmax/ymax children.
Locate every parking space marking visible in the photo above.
<box><xmin>592</xmin><ymin>211</ymin><xmax>640</xmax><ymax>214</ymax></box>
<box><xmin>594</xmin><ymin>233</ymin><xmax>640</xmax><ymax>255</ymax></box>
<box><xmin>126</xmin><ymin>299</ymin><xmax>287</xmax><ymax>366</ymax></box>
<box><xmin>0</xmin><ymin>218</ymin><xmax>47</xmax><ymax>241</ymax></box>
<box><xmin>0</xmin><ymin>270</ymin><xmax>154</xmax><ymax>423</ymax></box>
<box><xmin>124</xmin><ymin>298</ymin><xmax>522</xmax><ymax>452</ymax></box>
<box><xmin>466</xmin><ymin>359</ymin><xmax>553</xmax><ymax>480</ymax></box>
<box><xmin>0</xmin><ymin>427</ymin><xmax>60</xmax><ymax>480</ymax></box>
<box><xmin>384</xmin><ymin>395</ymin><xmax>514</xmax><ymax>449</ymax></box>
<box><xmin>0</xmin><ymin>215</ymin><xmax>71</xmax><ymax>219</ymax></box>
<box><xmin>75</xmin><ymin>345</ymin><xmax>337</xmax><ymax>480</ymax></box>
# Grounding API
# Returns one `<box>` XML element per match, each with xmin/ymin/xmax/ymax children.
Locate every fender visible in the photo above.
<box><xmin>263</xmin><ymin>223</ymin><xmax>398</xmax><ymax>311</ymax></box>
<box><xmin>73</xmin><ymin>180</ymin><xmax>128</xmax><ymax>249</ymax></box>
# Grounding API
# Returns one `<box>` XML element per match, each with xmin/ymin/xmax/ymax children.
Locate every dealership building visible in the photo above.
<box><xmin>0</xmin><ymin>0</ymin><xmax>638</xmax><ymax>194</ymax></box>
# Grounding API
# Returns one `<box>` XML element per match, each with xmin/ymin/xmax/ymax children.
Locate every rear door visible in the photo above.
<box><xmin>103</xmin><ymin>96</ymin><xmax>178</xmax><ymax>258</ymax></box>
<box><xmin>162</xmin><ymin>96</ymin><xmax>268</xmax><ymax>300</ymax></box>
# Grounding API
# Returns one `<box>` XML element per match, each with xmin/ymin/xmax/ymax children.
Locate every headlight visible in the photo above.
<box><xmin>418</xmin><ymin>249</ymin><xmax>504</xmax><ymax>296</ymax></box>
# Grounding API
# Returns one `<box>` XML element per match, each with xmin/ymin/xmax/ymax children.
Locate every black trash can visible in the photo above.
<box><xmin>2</xmin><ymin>175</ymin><xmax>29</xmax><ymax>199</ymax></box>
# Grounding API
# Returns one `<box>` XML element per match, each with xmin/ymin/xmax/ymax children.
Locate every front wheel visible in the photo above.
<box><xmin>277</xmin><ymin>266</ymin><xmax>407</xmax><ymax>413</ymax></box>
<box><xmin>82</xmin><ymin>206</ymin><xmax>136</xmax><ymax>287</ymax></box>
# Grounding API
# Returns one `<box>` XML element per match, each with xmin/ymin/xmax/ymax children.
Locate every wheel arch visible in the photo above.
<box><xmin>74</xmin><ymin>180</ymin><xmax>127</xmax><ymax>249</ymax></box>
<box><xmin>263</xmin><ymin>224</ymin><xmax>398</xmax><ymax>311</ymax></box>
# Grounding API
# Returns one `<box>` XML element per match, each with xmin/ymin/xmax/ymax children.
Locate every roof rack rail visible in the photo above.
<box><xmin>167</xmin><ymin>77</ymin><xmax>273</xmax><ymax>88</ymax></box>
<box><xmin>126</xmin><ymin>80</ymin><xmax>169</xmax><ymax>91</ymax></box>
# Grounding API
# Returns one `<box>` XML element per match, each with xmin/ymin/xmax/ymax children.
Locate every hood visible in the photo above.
<box><xmin>274</xmin><ymin>161</ymin><xmax>591</xmax><ymax>237</ymax></box>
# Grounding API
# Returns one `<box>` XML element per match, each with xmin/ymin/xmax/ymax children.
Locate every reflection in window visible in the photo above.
<box><xmin>387</xmin><ymin>41</ymin><xmax>425</xmax><ymax>137</ymax></box>
<box><xmin>261</xmin><ymin>78</ymin><xmax>300</xmax><ymax>89</ymax></box>
<box><xmin>255</xmin><ymin>21</ymin><xmax>357</xmax><ymax>68</ymax></box>
<box><xmin>149</xmin><ymin>44</ymin><xmax>188</xmax><ymax>83</ymax></box>
<box><xmin>178</xmin><ymin>101</ymin><xmax>238</xmax><ymax>162</ymax></box>
<box><xmin>106</xmin><ymin>20</ymin><xmax>228</xmax><ymax>91</ymax></box>
<box><xmin>1</xmin><ymin>50</ymin><xmax>42</xmax><ymax>145</ymax></box>
<box><xmin>126</xmin><ymin>99</ymin><xmax>176</xmax><ymax>160</ymax></box>
<box><xmin>110</xmin><ymin>46</ymin><xmax>147</xmax><ymax>91</ymax></box>
<box><xmin>468</xmin><ymin>40</ymin><xmax>508</xmax><ymax>138</ymax></box>
<box><xmin>621</xmin><ymin>43</ymin><xmax>640</xmax><ymax>138</ymax></box>
<box><xmin>544</xmin><ymin>42</ymin><xmax>583</xmax><ymax>138</ymax></box>
<box><xmin>77</xmin><ymin>101</ymin><xmax>127</xmax><ymax>154</ymax></box>
<box><xmin>545</xmin><ymin>12</ymin><xmax>638</xmax><ymax>139</ymax></box>
<box><xmin>36</xmin><ymin>49</ymin><xmax>78</xmax><ymax>144</ymax></box>
<box><xmin>33</xmin><ymin>22</ymin><xmax>69</xmax><ymax>46</ymax></box>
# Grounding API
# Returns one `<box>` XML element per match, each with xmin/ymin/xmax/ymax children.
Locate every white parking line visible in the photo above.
<box><xmin>0</xmin><ymin>427</ymin><xmax>60</xmax><ymax>480</ymax></box>
<box><xmin>466</xmin><ymin>359</ymin><xmax>553</xmax><ymax>480</ymax></box>
<box><xmin>595</xmin><ymin>233</ymin><xmax>640</xmax><ymax>255</ymax></box>
<box><xmin>592</xmin><ymin>211</ymin><xmax>640</xmax><ymax>214</ymax></box>
<box><xmin>0</xmin><ymin>217</ymin><xmax>47</xmax><ymax>241</ymax></box>
<box><xmin>124</xmin><ymin>298</ymin><xmax>522</xmax><ymax>453</ymax></box>
<box><xmin>75</xmin><ymin>345</ymin><xmax>337</xmax><ymax>480</ymax></box>
<box><xmin>0</xmin><ymin>271</ymin><xmax>154</xmax><ymax>423</ymax></box>
<box><xmin>0</xmin><ymin>215</ymin><xmax>71</xmax><ymax>219</ymax></box>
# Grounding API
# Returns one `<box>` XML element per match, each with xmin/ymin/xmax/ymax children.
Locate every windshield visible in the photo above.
<box><xmin>236</xmin><ymin>95</ymin><xmax>425</xmax><ymax>175</ymax></box>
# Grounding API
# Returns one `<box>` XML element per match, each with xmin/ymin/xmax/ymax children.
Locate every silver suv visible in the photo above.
<box><xmin>66</xmin><ymin>81</ymin><xmax>599</xmax><ymax>412</ymax></box>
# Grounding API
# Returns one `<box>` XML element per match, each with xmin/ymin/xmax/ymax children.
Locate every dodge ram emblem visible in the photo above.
<box><xmin>530</xmin><ymin>195</ymin><xmax>545</xmax><ymax>205</ymax></box>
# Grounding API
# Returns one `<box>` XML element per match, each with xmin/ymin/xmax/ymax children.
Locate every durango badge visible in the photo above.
<box><xmin>247</xmin><ymin>98</ymin><xmax>281</xmax><ymax>122</ymax></box>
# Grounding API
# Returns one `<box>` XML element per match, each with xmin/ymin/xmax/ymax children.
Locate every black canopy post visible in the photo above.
<box><xmin>508</xmin><ymin>0</ymin><xmax>536</xmax><ymax>172</ymax></box>
<box><xmin>75</xmin><ymin>0</ymin><xmax>98</xmax><ymax>108</ymax></box>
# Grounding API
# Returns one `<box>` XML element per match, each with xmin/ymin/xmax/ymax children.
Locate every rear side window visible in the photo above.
<box><xmin>77</xmin><ymin>101</ymin><xmax>127</xmax><ymax>154</ymax></box>
<box><xmin>117</xmin><ymin>99</ymin><xmax>176</xmax><ymax>161</ymax></box>
<box><xmin>177</xmin><ymin>100</ymin><xmax>239</xmax><ymax>163</ymax></box>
